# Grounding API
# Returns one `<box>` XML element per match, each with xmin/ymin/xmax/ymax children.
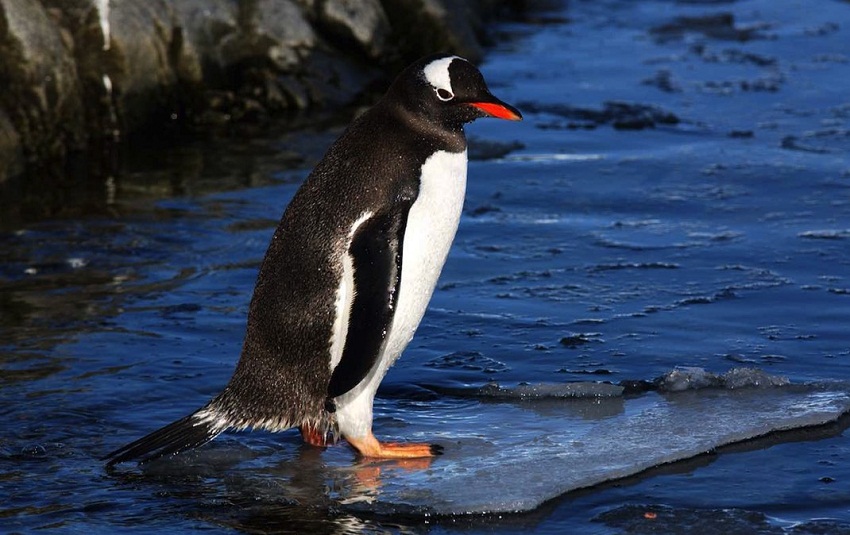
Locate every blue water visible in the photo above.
<box><xmin>2</xmin><ymin>0</ymin><xmax>850</xmax><ymax>533</ymax></box>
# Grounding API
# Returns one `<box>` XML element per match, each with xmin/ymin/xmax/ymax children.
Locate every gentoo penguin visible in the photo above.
<box><xmin>103</xmin><ymin>53</ymin><xmax>521</xmax><ymax>465</ymax></box>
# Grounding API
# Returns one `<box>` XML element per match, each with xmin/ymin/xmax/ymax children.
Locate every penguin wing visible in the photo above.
<box><xmin>326</xmin><ymin>200</ymin><xmax>413</xmax><ymax>401</ymax></box>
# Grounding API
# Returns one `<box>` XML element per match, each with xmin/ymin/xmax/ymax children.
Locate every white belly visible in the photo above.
<box><xmin>335</xmin><ymin>149</ymin><xmax>468</xmax><ymax>438</ymax></box>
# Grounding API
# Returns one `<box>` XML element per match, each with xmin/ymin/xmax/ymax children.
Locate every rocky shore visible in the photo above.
<box><xmin>0</xmin><ymin>0</ymin><xmax>519</xmax><ymax>181</ymax></box>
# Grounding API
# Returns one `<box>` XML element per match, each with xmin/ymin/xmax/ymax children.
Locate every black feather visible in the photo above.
<box><xmin>102</xmin><ymin>411</ymin><xmax>227</xmax><ymax>467</ymax></box>
<box><xmin>326</xmin><ymin>201</ymin><xmax>411</xmax><ymax>401</ymax></box>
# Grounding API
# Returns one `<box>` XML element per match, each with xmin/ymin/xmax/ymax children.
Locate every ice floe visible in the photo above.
<box><xmin>337</xmin><ymin>370</ymin><xmax>849</xmax><ymax>515</ymax></box>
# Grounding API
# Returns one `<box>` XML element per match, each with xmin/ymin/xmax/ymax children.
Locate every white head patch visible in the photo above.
<box><xmin>423</xmin><ymin>55</ymin><xmax>461</xmax><ymax>99</ymax></box>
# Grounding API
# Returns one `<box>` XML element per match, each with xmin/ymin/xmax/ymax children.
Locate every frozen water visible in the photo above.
<box><xmin>334</xmin><ymin>380</ymin><xmax>850</xmax><ymax>515</ymax></box>
<box><xmin>658</xmin><ymin>366</ymin><xmax>790</xmax><ymax>392</ymax></box>
<box><xmin>477</xmin><ymin>381</ymin><xmax>624</xmax><ymax>399</ymax></box>
<box><xmin>130</xmin><ymin>372</ymin><xmax>847</xmax><ymax>518</ymax></box>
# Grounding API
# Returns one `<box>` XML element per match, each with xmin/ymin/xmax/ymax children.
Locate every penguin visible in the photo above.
<box><xmin>103</xmin><ymin>53</ymin><xmax>521</xmax><ymax>466</ymax></box>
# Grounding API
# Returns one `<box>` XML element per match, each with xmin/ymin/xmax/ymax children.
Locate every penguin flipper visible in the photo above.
<box><xmin>327</xmin><ymin>201</ymin><xmax>412</xmax><ymax>401</ymax></box>
<box><xmin>102</xmin><ymin>408</ymin><xmax>229</xmax><ymax>467</ymax></box>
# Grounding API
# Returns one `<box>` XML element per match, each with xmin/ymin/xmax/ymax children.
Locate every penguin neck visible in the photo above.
<box><xmin>383</xmin><ymin>100</ymin><xmax>468</xmax><ymax>154</ymax></box>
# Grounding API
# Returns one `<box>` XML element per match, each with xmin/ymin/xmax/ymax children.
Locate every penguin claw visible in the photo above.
<box><xmin>300</xmin><ymin>425</ymin><xmax>332</xmax><ymax>447</ymax></box>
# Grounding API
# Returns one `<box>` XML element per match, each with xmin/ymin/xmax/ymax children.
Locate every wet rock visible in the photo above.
<box><xmin>619</xmin><ymin>379</ymin><xmax>657</xmax><ymax>395</ymax></box>
<box><xmin>0</xmin><ymin>0</ymin><xmax>518</xmax><ymax>182</ymax></box>
<box><xmin>313</xmin><ymin>0</ymin><xmax>390</xmax><ymax>58</ymax></box>
<box><xmin>0</xmin><ymin>112</ymin><xmax>21</xmax><ymax>179</ymax></box>
<box><xmin>559</xmin><ymin>332</ymin><xmax>602</xmax><ymax>348</ymax></box>
<box><xmin>0</xmin><ymin>0</ymin><xmax>86</xmax><ymax>170</ymax></box>
<box><xmin>382</xmin><ymin>0</ymin><xmax>487</xmax><ymax>63</ymax></box>
<box><xmin>107</xmin><ymin>1</ymin><xmax>189</xmax><ymax>126</ymax></box>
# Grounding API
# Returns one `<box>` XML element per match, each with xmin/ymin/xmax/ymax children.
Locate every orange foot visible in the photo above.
<box><xmin>345</xmin><ymin>432</ymin><xmax>443</xmax><ymax>459</ymax></box>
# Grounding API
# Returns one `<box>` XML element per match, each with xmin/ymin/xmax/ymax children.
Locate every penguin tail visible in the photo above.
<box><xmin>102</xmin><ymin>406</ymin><xmax>230</xmax><ymax>467</ymax></box>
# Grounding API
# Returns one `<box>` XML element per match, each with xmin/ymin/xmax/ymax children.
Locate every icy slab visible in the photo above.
<box><xmin>657</xmin><ymin>366</ymin><xmax>790</xmax><ymax>391</ymax></box>
<box><xmin>339</xmin><ymin>382</ymin><xmax>850</xmax><ymax>515</ymax></box>
<box><xmin>459</xmin><ymin>380</ymin><xmax>624</xmax><ymax>399</ymax></box>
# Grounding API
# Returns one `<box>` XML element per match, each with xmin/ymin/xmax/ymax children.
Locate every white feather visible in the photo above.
<box><xmin>329</xmin><ymin>211</ymin><xmax>373</xmax><ymax>372</ymax></box>
<box><xmin>193</xmin><ymin>407</ymin><xmax>232</xmax><ymax>432</ymax></box>
<box><xmin>423</xmin><ymin>56</ymin><xmax>461</xmax><ymax>96</ymax></box>
<box><xmin>335</xmin><ymin>149</ymin><xmax>468</xmax><ymax>438</ymax></box>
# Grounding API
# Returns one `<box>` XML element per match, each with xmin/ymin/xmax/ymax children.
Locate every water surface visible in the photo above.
<box><xmin>2</xmin><ymin>0</ymin><xmax>850</xmax><ymax>533</ymax></box>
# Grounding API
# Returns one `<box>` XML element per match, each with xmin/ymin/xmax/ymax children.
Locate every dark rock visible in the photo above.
<box><xmin>382</xmin><ymin>0</ymin><xmax>486</xmax><ymax>63</ymax></box>
<box><xmin>313</xmin><ymin>0</ymin><xmax>390</xmax><ymax>58</ymax></box>
<box><xmin>559</xmin><ymin>332</ymin><xmax>602</xmax><ymax>348</ymax></box>
<box><xmin>0</xmin><ymin>0</ymin><xmax>85</xmax><ymax>169</ymax></box>
<box><xmin>0</xmin><ymin>0</ymin><xmax>519</xmax><ymax>182</ymax></box>
<box><xmin>618</xmin><ymin>379</ymin><xmax>657</xmax><ymax>395</ymax></box>
<box><xmin>107</xmin><ymin>1</ymin><xmax>188</xmax><ymax>127</ymax></box>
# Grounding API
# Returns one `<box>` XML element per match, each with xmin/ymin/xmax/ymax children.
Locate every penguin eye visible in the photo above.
<box><xmin>435</xmin><ymin>88</ymin><xmax>454</xmax><ymax>101</ymax></box>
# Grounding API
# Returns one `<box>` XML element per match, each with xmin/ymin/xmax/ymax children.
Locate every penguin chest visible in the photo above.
<box><xmin>383</xmin><ymin>149</ymin><xmax>468</xmax><ymax>363</ymax></box>
<box><xmin>331</xmin><ymin>149</ymin><xmax>467</xmax><ymax>437</ymax></box>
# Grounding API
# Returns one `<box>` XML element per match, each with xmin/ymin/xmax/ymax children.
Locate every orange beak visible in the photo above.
<box><xmin>470</xmin><ymin>100</ymin><xmax>523</xmax><ymax>121</ymax></box>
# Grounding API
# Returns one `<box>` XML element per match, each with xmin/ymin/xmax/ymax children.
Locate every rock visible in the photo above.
<box><xmin>0</xmin><ymin>110</ymin><xmax>21</xmax><ymax>179</ymax></box>
<box><xmin>0</xmin><ymin>0</ymin><xmax>85</xmax><ymax>163</ymax></box>
<box><xmin>382</xmin><ymin>0</ymin><xmax>486</xmax><ymax>62</ymax></box>
<box><xmin>106</xmin><ymin>0</ymin><xmax>183</xmax><ymax>126</ymax></box>
<box><xmin>314</xmin><ymin>0</ymin><xmax>390</xmax><ymax>58</ymax></box>
<box><xmin>0</xmin><ymin>0</ymin><xmax>518</xmax><ymax>183</ymax></box>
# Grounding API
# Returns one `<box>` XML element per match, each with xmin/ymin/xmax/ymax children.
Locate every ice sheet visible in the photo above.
<box><xmin>336</xmin><ymin>382</ymin><xmax>850</xmax><ymax>515</ymax></box>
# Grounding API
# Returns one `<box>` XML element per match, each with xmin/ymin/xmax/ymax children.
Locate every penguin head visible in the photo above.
<box><xmin>389</xmin><ymin>54</ymin><xmax>522</xmax><ymax>129</ymax></box>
